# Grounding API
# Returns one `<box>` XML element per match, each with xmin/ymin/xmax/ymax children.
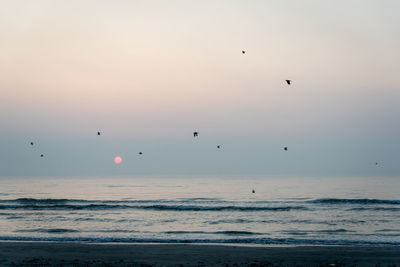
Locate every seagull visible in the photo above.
<box><xmin>286</xmin><ymin>80</ymin><xmax>291</xmax><ymax>85</ymax></box>
<box><xmin>242</xmin><ymin>50</ymin><xmax>246</xmax><ymax>54</ymax></box>
<box><xmin>217</xmin><ymin>145</ymin><xmax>221</xmax><ymax>149</ymax></box>
<box><xmin>284</xmin><ymin>147</ymin><xmax>288</xmax><ymax>151</ymax></box>
<box><xmin>193</xmin><ymin>132</ymin><xmax>198</xmax><ymax>137</ymax></box>
<box><xmin>97</xmin><ymin>131</ymin><xmax>101</xmax><ymax>136</ymax></box>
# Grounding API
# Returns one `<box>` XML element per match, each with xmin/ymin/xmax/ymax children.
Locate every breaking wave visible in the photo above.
<box><xmin>309</xmin><ymin>198</ymin><xmax>400</xmax><ymax>205</ymax></box>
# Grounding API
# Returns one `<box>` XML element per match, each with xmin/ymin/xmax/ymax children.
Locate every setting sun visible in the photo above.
<box><xmin>114</xmin><ymin>156</ymin><xmax>122</xmax><ymax>164</ymax></box>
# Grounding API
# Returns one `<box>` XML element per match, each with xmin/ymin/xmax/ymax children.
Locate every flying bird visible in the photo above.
<box><xmin>30</xmin><ymin>142</ymin><xmax>34</xmax><ymax>146</ymax></box>
<box><xmin>139</xmin><ymin>152</ymin><xmax>143</xmax><ymax>155</ymax></box>
<box><xmin>252</xmin><ymin>189</ymin><xmax>255</xmax><ymax>193</ymax></box>
<box><xmin>97</xmin><ymin>131</ymin><xmax>101</xmax><ymax>136</ymax></box>
<box><xmin>40</xmin><ymin>154</ymin><xmax>44</xmax><ymax>157</ymax></box>
<box><xmin>242</xmin><ymin>50</ymin><xmax>246</xmax><ymax>54</ymax></box>
<box><xmin>284</xmin><ymin>147</ymin><xmax>288</xmax><ymax>151</ymax></box>
<box><xmin>193</xmin><ymin>132</ymin><xmax>198</xmax><ymax>137</ymax></box>
<box><xmin>375</xmin><ymin>162</ymin><xmax>378</xmax><ymax>166</ymax></box>
<box><xmin>286</xmin><ymin>80</ymin><xmax>291</xmax><ymax>85</ymax></box>
<box><xmin>217</xmin><ymin>145</ymin><xmax>221</xmax><ymax>149</ymax></box>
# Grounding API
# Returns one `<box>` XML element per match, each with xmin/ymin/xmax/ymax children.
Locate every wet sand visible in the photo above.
<box><xmin>0</xmin><ymin>242</ymin><xmax>399</xmax><ymax>266</ymax></box>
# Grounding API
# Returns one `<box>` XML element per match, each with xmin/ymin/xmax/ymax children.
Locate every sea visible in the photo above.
<box><xmin>0</xmin><ymin>176</ymin><xmax>399</xmax><ymax>245</ymax></box>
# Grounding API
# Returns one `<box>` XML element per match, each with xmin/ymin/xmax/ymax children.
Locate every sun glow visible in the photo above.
<box><xmin>114</xmin><ymin>156</ymin><xmax>122</xmax><ymax>164</ymax></box>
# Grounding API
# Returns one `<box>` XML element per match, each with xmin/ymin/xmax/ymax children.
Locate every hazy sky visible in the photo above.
<box><xmin>1</xmin><ymin>0</ymin><xmax>399</xmax><ymax>176</ymax></box>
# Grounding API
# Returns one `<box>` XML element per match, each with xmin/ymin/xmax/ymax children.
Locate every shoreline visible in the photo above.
<box><xmin>0</xmin><ymin>239</ymin><xmax>398</xmax><ymax>247</ymax></box>
<box><xmin>0</xmin><ymin>242</ymin><xmax>399</xmax><ymax>266</ymax></box>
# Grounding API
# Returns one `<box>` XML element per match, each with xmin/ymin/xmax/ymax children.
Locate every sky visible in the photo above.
<box><xmin>1</xmin><ymin>0</ymin><xmax>399</xmax><ymax>176</ymax></box>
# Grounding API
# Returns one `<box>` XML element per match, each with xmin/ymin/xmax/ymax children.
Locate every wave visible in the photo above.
<box><xmin>0</xmin><ymin>198</ymin><xmax>263</xmax><ymax>206</ymax></box>
<box><xmin>0</xmin><ymin>236</ymin><xmax>398</xmax><ymax>245</ymax></box>
<box><xmin>206</xmin><ymin>219</ymin><xmax>254</xmax><ymax>224</ymax></box>
<box><xmin>315</xmin><ymin>229</ymin><xmax>354</xmax><ymax>234</ymax></box>
<box><xmin>141</xmin><ymin>205</ymin><xmax>307</xmax><ymax>211</ymax></box>
<box><xmin>348</xmin><ymin>207</ymin><xmax>400</xmax><ymax>211</ymax></box>
<box><xmin>217</xmin><ymin>231</ymin><xmax>261</xmax><ymax>236</ymax></box>
<box><xmin>6</xmin><ymin>216</ymin><xmax>25</xmax><ymax>219</ymax></box>
<box><xmin>1</xmin><ymin>198</ymin><xmax>398</xmax><ymax>213</ymax></box>
<box><xmin>309</xmin><ymin>198</ymin><xmax>400</xmax><ymax>205</ymax></box>
<box><xmin>14</xmin><ymin>198</ymin><xmax>76</xmax><ymax>204</ymax></box>
<box><xmin>281</xmin><ymin>229</ymin><xmax>355</xmax><ymax>236</ymax></box>
<box><xmin>375</xmin><ymin>229</ymin><xmax>400</xmax><ymax>232</ymax></box>
<box><xmin>0</xmin><ymin>198</ymin><xmax>235</xmax><ymax>206</ymax></box>
<box><xmin>3</xmin><ymin>197</ymin><xmax>399</xmax><ymax>205</ymax></box>
<box><xmin>0</xmin><ymin>203</ymin><xmax>307</xmax><ymax>212</ymax></box>
<box><xmin>163</xmin><ymin>231</ymin><xmax>260</xmax><ymax>236</ymax></box>
<box><xmin>164</xmin><ymin>231</ymin><xmax>208</xmax><ymax>234</ymax></box>
<box><xmin>15</xmin><ymin>228</ymin><xmax>79</xmax><ymax>233</ymax></box>
<box><xmin>93</xmin><ymin>229</ymin><xmax>139</xmax><ymax>233</ymax></box>
<box><xmin>1</xmin><ymin>198</ymin><xmax>159</xmax><ymax>204</ymax></box>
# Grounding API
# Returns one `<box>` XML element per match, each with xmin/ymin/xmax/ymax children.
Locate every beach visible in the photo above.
<box><xmin>0</xmin><ymin>177</ymin><xmax>399</xmax><ymax>266</ymax></box>
<box><xmin>0</xmin><ymin>242</ymin><xmax>399</xmax><ymax>266</ymax></box>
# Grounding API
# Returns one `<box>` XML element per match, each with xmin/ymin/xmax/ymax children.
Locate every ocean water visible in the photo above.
<box><xmin>0</xmin><ymin>176</ymin><xmax>399</xmax><ymax>245</ymax></box>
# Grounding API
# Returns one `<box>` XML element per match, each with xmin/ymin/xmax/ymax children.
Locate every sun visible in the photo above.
<box><xmin>114</xmin><ymin>156</ymin><xmax>122</xmax><ymax>164</ymax></box>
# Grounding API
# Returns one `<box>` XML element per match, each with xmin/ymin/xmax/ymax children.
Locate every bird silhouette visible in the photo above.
<box><xmin>252</xmin><ymin>189</ymin><xmax>255</xmax><ymax>193</ymax></box>
<box><xmin>139</xmin><ymin>152</ymin><xmax>143</xmax><ymax>155</ymax></box>
<box><xmin>217</xmin><ymin>145</ymin><xmax>221</xmax><ymax>149</ymax></box>
<box><xmin>284</xmin><ymin>147</ymin><xmax>288</xmax><ymax>151</ymax></box>
<box><xmin>242</xmin><ymin>50</ymin><xmax>246</xmax><ymax>54</ymax></box>
<box><xmin>30</xmin><ymin>142</ymin><xmax>34</xmax><ymax>146</ymax></box>
<box><xmin>97</xmin><ymin>131</ymin><xmax>101</xmax><ymax>136</ymax></box>
<box><xmin>193</xmin><ymin>132</ymin><xmax>198</xmax><ymax>137</ymax></box>
<box><xmin>286</xmin><ymin>80</ymin><xmax>291</xmax><ymax>85</ymax></box>
<box><xmin>40</xmin><ymin>154</ymin><xmax>44</xmax><ymax>157</ymax></box>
